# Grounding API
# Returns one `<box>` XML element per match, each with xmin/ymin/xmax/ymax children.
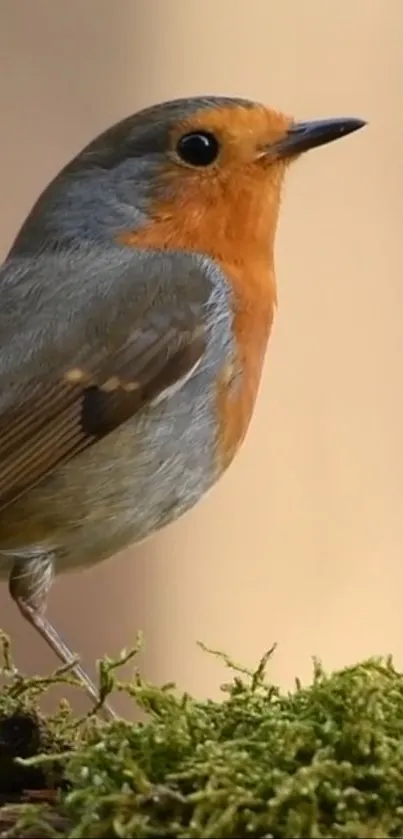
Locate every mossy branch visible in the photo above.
<box><xmin>0</xmin><ymin>631</ymin><xmax>401</xmax><ymax>837</ymax></box>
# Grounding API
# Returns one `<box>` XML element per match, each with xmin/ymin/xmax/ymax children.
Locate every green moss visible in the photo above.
<box><xmin>0</xmin><ymin>634</ymin><xmax>403</xmax><ymax>838</ymax></box>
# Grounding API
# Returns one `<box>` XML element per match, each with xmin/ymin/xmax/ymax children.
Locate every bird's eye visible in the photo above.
<box><xmin>176</xmin><ymin>131</ymin><xmax>220</xmax><ymax>167</ymax></box>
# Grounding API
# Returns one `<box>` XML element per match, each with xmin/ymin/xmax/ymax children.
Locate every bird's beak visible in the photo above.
<box><xmin>270</xmin><ymin>117</ymin><xmax>366</xmax><ymax>160</ymax></box>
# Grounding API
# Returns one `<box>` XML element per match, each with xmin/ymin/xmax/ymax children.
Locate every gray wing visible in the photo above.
<box><xmin>0</xmin><ymin>244</ymin><xmax>213</xmax><ymax>511</ymax></box>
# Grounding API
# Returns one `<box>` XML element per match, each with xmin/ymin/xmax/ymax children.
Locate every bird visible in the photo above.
<box><xmin>0</xmin><ymin>95</ymin><xmax>365</xmax><ymax>718</ymax></box>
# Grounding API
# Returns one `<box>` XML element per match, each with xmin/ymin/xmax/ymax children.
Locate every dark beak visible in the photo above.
<box><xmin>272</xmin><ymin>117</ymin><xmax>366</xmax><ymax>159</ymax></box>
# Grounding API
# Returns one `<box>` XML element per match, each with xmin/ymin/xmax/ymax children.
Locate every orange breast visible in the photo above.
<box><xmin>214</xmin><ymin>256</ymin><xmax>275</xmax><ymax>469</ymax></box>
<box><xmin>118</xmin><ymin>166</ymin><xmax>278</xmax><ymax>470</ymax></box>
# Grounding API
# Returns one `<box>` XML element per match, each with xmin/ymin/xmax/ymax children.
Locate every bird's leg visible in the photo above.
<box><xmin>8</xmin><ymin>555</ymin><xmax>117</xmax><ymax>722</ymax></box>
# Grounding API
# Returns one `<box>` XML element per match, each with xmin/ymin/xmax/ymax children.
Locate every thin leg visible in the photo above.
<box><xmin>9</xmin><ymin>555</ymin><xmax>117</xmax><ymax>722</ymax></box>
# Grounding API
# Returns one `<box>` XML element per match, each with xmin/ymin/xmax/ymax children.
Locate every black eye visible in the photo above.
<box><xmin>176</xmin><ymin>131</ymin><xmax>220</xmax><ymax>167</ymax></box>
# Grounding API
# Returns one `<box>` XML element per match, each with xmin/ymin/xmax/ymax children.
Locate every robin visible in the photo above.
<box><xmin>0</xmin><ymin>96</ymin><xmax>365</xmax><ymax>717</ymax></box>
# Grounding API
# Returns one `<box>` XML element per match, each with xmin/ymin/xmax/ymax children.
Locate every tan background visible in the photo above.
<box><xmin>0</xmin><ymin>0</ymin><xmax>402</xmax><ymax>716</ymax></box>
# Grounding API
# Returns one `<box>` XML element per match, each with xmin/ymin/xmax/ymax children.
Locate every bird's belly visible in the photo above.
<box><xmin>0</xmin><ymin>377</ymin><xmax>221</xmax><ymax>575</ymax></box>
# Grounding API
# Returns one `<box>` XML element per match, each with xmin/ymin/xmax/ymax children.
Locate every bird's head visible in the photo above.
<box><xmin>9</xmin><ymin>96</ymin><xmax>366</xmax><ymax>262</ymax></box>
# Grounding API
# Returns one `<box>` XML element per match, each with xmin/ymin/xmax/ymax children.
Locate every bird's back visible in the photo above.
<box><xmin>0</xmin><ymin>251</ymin><xmax>245</xmax><ymax>574</ymax></box>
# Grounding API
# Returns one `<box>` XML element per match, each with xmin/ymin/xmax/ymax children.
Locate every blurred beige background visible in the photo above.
<box><xmin>0</xmin><ymin>0</ymin><xmax>402</xmax><ymax>715</ymax></box>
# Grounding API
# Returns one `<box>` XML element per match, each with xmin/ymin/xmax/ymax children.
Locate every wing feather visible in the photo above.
<box><xmin>0</xmin><ymin>245</ymin><xmax>213</xmax><ymax>511</ymax></box>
